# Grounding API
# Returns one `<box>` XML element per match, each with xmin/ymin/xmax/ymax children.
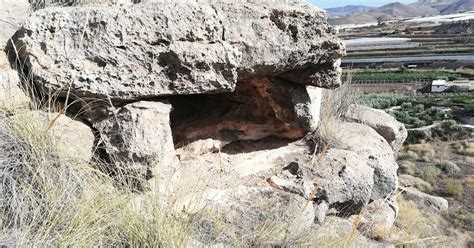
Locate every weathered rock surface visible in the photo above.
<box><xmin>345</xmin><ymin>104</ymin><xmax>407</xmax><ymax>152</ymax></box>
<box><xmin>0</xmin><ymin>69</ymin><xmax>30</xmax><ymax>110</ymax></box>
<box><xmin>95</xmin><ymin>101</ymin><xmax>179</xmax><ymax>180</ymax></box>
<box><xmin>11</xmin><ymin>2</ymin><xmax>343</xmax><ymax>102</ymax></box>
<box><xmin>170</xmin><ymin>78</ymin><xmax>323</xmax><ymax>145</ymax></box>
<box><xmin>359</xmin><ymin>199</ymin><xmax>397</xmax><ymax>240</ymax></box>
<box><xmin>399</xmin><ymin>186</ymin><xmax>448</xmax><ymax>212</ymax></box>
<box><xmin>334</xmin><ymin>122</ymin><xmax>399</xmax><ymax>201</ymax></box>
<box><xmin>0</xmin><ymin>0</ymin><xmax>30</xmax><ymax>54</ymax></box>
<box><xmin>194</xmin><ymin>186</ymin><xmax>316</xmax><ymax>242</ymax></box>
<box><xmin>0</xmin><ymin>0</ymin><xmax>31</xmax><ymax>110</ymax></box>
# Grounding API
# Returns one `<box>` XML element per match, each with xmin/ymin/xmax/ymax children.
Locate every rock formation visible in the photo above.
<box><xmin>4</xmin><ymin>0</ymin><xmax>414</xmax><ymax>244</ymax></box>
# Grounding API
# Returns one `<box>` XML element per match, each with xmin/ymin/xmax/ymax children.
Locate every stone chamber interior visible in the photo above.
<box><xmin>168</xmin><ymin>78</ymin><xmax>305</xmax><ymax>153</ymax></box>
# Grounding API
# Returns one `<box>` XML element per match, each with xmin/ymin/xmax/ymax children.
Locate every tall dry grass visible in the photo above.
<box><xmin>0</xmin><ymin>104</ymin><xmax>209</xmax><ymax>246</ymax></box>
<box><xmin>311</xmin><ymin>74</ymin><xmax>360</xmax><ymax>158</ymax></box>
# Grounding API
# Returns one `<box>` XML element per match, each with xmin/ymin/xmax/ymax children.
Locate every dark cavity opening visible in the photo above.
<box><xmin>169</xmin><ymin>78</ymin><xmax>305</xmax><ymax>153</ymax></box>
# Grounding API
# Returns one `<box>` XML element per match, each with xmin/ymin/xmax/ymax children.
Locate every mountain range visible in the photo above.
<box><xmin>327</xmin><ymin>0</ymin><xmax>474</xmax><ymax>25</ymax></box>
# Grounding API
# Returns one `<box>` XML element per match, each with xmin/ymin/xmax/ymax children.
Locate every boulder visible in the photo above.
<box><xmin>313</xmin><ymin>149</ymin><xmax>375</xmax><ymax>215</ymax></box>
<box><xmin>399</xmin><ymin>186</ymin><xmax>448</xmax><ymax>212</ymax></box>
<box><xmin>94</xmin><ymin>101</ymin><xmax>179</xmax><ymax>181</ymax></box>
<box><xmin>398</xmin><ymin>174</ymin><xmax>432</xmax><ymax>192</ymax></box>
<box><xmin>335</xmin><ymin>122</ymin><xmax>399</xmax><ymax>201</ymax></box>
<box><xmin>358</xmin><ymin>199</ymin><xmax>396</xmax><ymax>240</ymax></box>
<box><xmin>345</xmin><ymin>104</ymin><xmax>407</xmax><ymax>152</ymax></box>
<box><xmin>9</xmin><ymin>2</ymin><xmax>343</xmax><ymax>102</ymax></box>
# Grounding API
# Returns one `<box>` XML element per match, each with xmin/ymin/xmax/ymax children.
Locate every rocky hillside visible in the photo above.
<box><xmin>325</xmin><ymin>5</ymin><xmax>376</xmax><ymax>17</ymax></box>
<box><xmin>329</xmin><ymin>0</ymin><xmax>474</xmax><ymax>25</ymax></box>
<box><xmin>0</xmin><ymin>0</ymin><xmax>466</xmax><ymax>246</ymax></box>
<box><xmin>441</xmin><ymin>0</ymin><xmax>474</xmax><ymax>13</ymax></box>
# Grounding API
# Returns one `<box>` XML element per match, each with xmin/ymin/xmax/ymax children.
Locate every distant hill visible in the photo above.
<box><xmin>329</xmin><ymin>2</ymin><xmax>439</xmax><ymax>25</ymax></box>
<box><xmin>441</xmin><ymin>0</ymin><xmax>474</xmax><ymax>14</ymax></box>
<box><xmin>328</xmin><ymin>0</ymin><xmax>474</xmax><ymax>25</ymax></box>
<box><xmin>418</xmin><ymin>0</ymin><xmax>457</xmax><ymax>11</ymax></box>
<box><xmin>325</xmin><ymin>5</ymin><xmax>376</xmax><ymax>17</ymax></box>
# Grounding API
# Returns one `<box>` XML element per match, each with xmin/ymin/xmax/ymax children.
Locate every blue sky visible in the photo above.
<box><xmin>311</xmin><ymin>0</ymin><xmax>418</xmax><ymax>9</ymax></box>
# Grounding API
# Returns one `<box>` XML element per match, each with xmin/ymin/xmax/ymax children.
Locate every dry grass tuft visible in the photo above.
<box><xmin>445</xmin><ymin>179</ymin><xmax>464</xmax><ymax>199</ymax></box>
<box><xmin>451</xmin><ymin>141</ymin><xmax>474</xmax><ymax>157</ymax></box>
<box><xmin>391</xmin><ymin>195</ymin><xmax>441</xmax><ymax>246</ymax></box>
<box><xmin>315</xmin><ymin>76</ymin><xmax>360</xmax><ymax>153</ymax></box>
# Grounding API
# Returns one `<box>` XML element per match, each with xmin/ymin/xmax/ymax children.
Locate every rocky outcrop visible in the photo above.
<box><xmin>4</xmin><ymin>1</ymin><xmax>408</xmax><ymax>245</ymax></box>
<box><xmin>11</xmin><ymin>2</ymin><xmax>343</xmax><ymax>102</ymax></box>
<box><xmin>335</xmin><ymin>122</ymin><xmax>399</xmax><ymax>200</ymax></box>
<box><xmin>399</xmin><ymin>186</ymin><xmax>449</xmax><ymax>212</ymax></box>
<box><xmin>345</xmin><ymin>104</ymin><xmax>408</xmax><ymax>152</ymax></box>
<box><xmin>94</xmin><ymin>101</ymin><xmax>179</xmax><ymax>182</ymax></box>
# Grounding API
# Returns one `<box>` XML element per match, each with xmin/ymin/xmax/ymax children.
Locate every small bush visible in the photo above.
<box><xmin>445</xmin><ymin>179</ymin><xmax>464</xmax><ymax>199</ymax></box>
<box><xmin>399</xmin><ymin>161</ymin><xmax>416</xmax><ymax>175</ymax></box>
<box><xmin>451</xmin><ymin>141</ymin><xmax>474</xmax><ymax>157</ymax></box>
<box><xmin>413</xmin><ymin>104</ymin><xmax>425</xmax><ymax>113</ymax></box>
<box><xmin>406</xmin><ymin>130</ymin><xmax>430</xmax><ymax>144</ymax></box>
<box><xmin>401</xmin><ymin>102</ymin><xmax>412</xmax><ymax>111</ymax></box>
<box><xmin>432</xmin><ymin>121</ymin><xmax>471</xmax><ymax>141</ymax></box>
<box><xmin>359</xmin><ymin>93</ymin><xmax>409</xmax><ymax>109</ymax></box>
<box><xmin>435</xmin><ymin>161</ymin><xmax>461</xmax><ymax>176</ymax></box>
<box><xmin>421</xmin><ymin>165</ymin><xmax>441</xmax><ymax>185</ymax></box>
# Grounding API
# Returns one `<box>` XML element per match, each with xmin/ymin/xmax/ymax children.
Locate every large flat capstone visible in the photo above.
<box><xmin>10</xmin><ymin>2</ymin><xmax>344</xmax><ymax>102</ymax></box>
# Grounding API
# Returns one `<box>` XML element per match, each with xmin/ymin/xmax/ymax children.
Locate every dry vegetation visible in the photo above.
<box><xmin>452</xmin><ymin>141</ymin><xmax>474</xmax><ymax>157</ymax></box>
<box><xmin>390</xmin><ymin>195</ymin><xmax>443</xmax><ymax>246</ymax></box>
<box><xmin>0</xmin><ymin>105</ymin><xmax>208</xmax><ymax>246</ymax></box>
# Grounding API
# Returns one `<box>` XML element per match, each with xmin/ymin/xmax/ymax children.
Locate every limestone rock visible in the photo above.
<box><xmin>0</xmin><ymin>0</ymin><xmax>30</xmax><ymax>51</ymax></box>
<box><xmin>95</xmin><ymin>101</ymin><xmax>179</xmax><ymax>180</ymax></box>
<box><xmin>345</xmin><ymin>104</ymin><xmax>407</xmax><ymax>152</ymax></box>
<box><xmin>10</xmin><ymin>2</ymin><xmax>343</xmax><ymax>102</ymax></box>
<box><xmin>191</xmin><ymin>186</ymin><xmax>315</xmax><ymax>243</ymax></box>
<box><xmin>314</xmin><ymin>149</ymin><xmax>375</xmax><ymax>214</ymax></box>
<box><xmin>0</xmin><ymin>69</ymin><xmax>30</xmax><ymax>110</ymax></box>
<box><xmin>171</xmin><ymin>78</ymin><xmax>323</xmax><ymax>145</ymax></box>
<box><xmin>335</xmin><ymin>122</ymin><xmax>399</xmax><ymax>201</ymax></box>
<box><xmin>398</xmin><ymin>174</ymin><xmax>433</xmax><ymax>192</ymax></box>
<box><xmin>399</xmin><ymin>186</ymin><xmax>448</xmax><ymax>212</ymax></box>
<box><xmin>359</xmin><ymin>199</ymin><xmax>396</xmax><ymax>240</ymax></box>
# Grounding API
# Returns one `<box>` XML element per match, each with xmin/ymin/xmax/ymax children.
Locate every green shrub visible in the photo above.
<box><xmin>401</xmin><ymin>102</ymin><xmax>412</xmax><ymax>111</ymax></box>
<box><xmin>406</xmin><ymin>130</ymin><xmax>430</xmax><ymax>144</ymax></box>
<box><xmin>421</xmin><ymin>165</ymin><xmax>441</xmax><ymax>185</ymax></box>
<box><xmin>359</xmin><ymin>93</ymin><xmax>409</xmax><ymax>109</ymax></box>
<box><xmin>413</xmin><ymin>104</ymin><xmax>424</xmax><ymax>113</ymax></box>
<box><xmin>432</xmin><ymin>121</ymin><xmax>471</xmax><ymax>141</ymax></box>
